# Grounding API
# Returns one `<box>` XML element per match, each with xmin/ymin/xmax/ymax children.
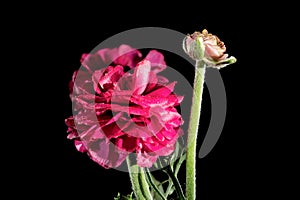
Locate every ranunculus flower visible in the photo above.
<box><xmin>65</xmin><ymin>45</ymin><xmax>184</xmax><ymax>168</ymax></box>
<box><xmin>183</xmin><ymin>29</ymin><xmax>236</xmax><ymax>68</ymax></box>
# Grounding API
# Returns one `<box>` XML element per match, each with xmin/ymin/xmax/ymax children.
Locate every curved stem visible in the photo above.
<box><xmin>166</xmin><ymin>166</ymin><xmax>186</xmax><ymax>200</ymax></box>
<box><xmin>164</xmin><ymin>177</ymin><xmax>173</xmax><ymax>197</ymax></box>
<box><xmin>145</xmin><ymin>168</ymin><xmax>167</xmax><ymax>200</ymax></box>
<box><xmin>175</xmin><ymin>154</ymin><xmax>186</xmax><ymax>176</ymax></box>
<box><xmin>186</xmin><ymin>60</ymin><xmax>206</xmax><ymax>200</ymax></box>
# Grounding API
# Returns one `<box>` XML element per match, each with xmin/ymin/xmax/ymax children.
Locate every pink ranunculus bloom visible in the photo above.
<box><xmin>65</xmin><ymin>45</ymin><xmax>184</xmax><ymax>168</ymax></box>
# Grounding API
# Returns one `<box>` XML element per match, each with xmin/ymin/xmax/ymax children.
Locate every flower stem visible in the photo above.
<box><xmin>126</xmin><ymin>157</ymin><xmax>144</xmax><ymax>199</ymax></box>
<box><xmin>166</xmin><ymin>165</ymin><xmax>186</xmax><ymax>200</ymax></box>
<box><xmin>186</xmin><ymin>60</ymin><xmax>206</xmax><ymax>200</ymax></box>
<box><xmin>164</xmin><ymin>177</ymin><xmax>174</xmax><ymax>197</ymax></box>
<box><xmin>145</xmin><ymin>168</ymin><xmax>167</xmax><ymax>200</ymax></box>
<box><xmin>126</xmin><ymin>157</ymin><xmax>153</xmax><ymax>200</ymax></box>
<box><xmin>139</xmin><ymin>167</ymin><xmax>153</xmax><ymax>200</ymax></box>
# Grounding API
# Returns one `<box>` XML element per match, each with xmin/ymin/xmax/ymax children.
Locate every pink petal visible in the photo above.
<box><xmin>74</xmin><ymin>140</ymin><xmax>87</xmax><ymax>153</ymax></box>
<box><xmin>142</xmin><ymin>137</ymin><xmax>163</xmax><ymax>152</ymax></box>
<box><xmin>79</xmin><ymin>125</ymin><xmax>102</xmax><ymax>140</ymax></box>
<box><xmin>102</xmin><ymin>112</ymin><xmax>123</xmax><ymax>127</ymax></box>
<box><xmin>131</xmin><ymin>115</ymin><xmax>151</xmax><ymax>124</ymax></box>
<box><xmin>66</xmin><ymin>117</ymin><xmax>79</xmax><ymax>139</ymax></box>
<box><xmin>69</xmin><ymin>70</ymin><xmax>77</xmax><ymax>94</ymax></box>
<box><xmin>145</xmin><ymin>50</ymin><xmax>167</xmax><ymax>73</ymax></box>
<box><xmin>146</xmin><ymin>115</ymin><xmax>164</xmax><ymax>135</ymax></box>
<box><xmin>67</xmin><ymin>130</ymin><xmax>78</xmax><ymax>140</ymax></box>
<box><xmin>87</xmin><ymin>140</ymin><xmax>128</xmax><ymax>169</ymax></box>
<box><xmin>147</xmin><ymin>82</ymin><xmax>176</xmax><ymax>97</ymax></box>
<box><xmin>101</xmin><ymin>122</ymin><xmax>126</xmax><ymax>139</ymax></box>
<box><xmin>143</xmin><ymin>72</ymin><xmax>158</xmax><ymax>94</ymax></box>
<box><xmin>157</xmin><ymin>75</ymin><xmax>169</xmax><ymax>84</ymax></box>
<box><xmin>132</xmin><ymin>60</ymin><xmax>151</xmax><ymax>95</ymax></box>
<box><xmin>113</xmin><ymin>45</ymin><xmax>143</xmax><ymax>68</ymax></box>
<box><xmin>150</xmin><ymin>106</ymin><xmax>176</xmax><ymax>126</ymax></box>
<box><xmin>70</xmin><ymin>70</ymin><xmax>94</xmax><ymax>95</ymax></box>
<box><xmin>110</xmin><ymin>90</ymin><xmax>132</xmax><ymax>104</ymax></box>
<box><xmin>74</xmin><ymin>111</ymin><xmax>97</xmax><ymax>126</ymax></box>
<box><xmin>92</xmin><ymin>68</ymin><xmax>106</xmax><ymax>93</ymax></box>
<box><xmin>160</xmin><ymin>128</ymin><xmax>182</xmax><ymax>141</ymax></box>
<box><xmin>124</xmin><ymin>124</ymin><xmax>154</xmax><ymax>138</ymax></box>
<box><xmin>136</xmin><ymin>151</ymin><xmax>158</xmax><ymax>168</ymax></box>
<box><xmin>80</xmin><ymin>52</ymin><xmax>105</xmax><ymax>72</ymax></box>
<box><xmin>205</xmin><ymin>44</ymin><xmax>226</xmax><ymax>61</ymax></box>
<box><xmin>94</xmin><ymin>103</ymin><xmax>112</xmax><ymax>115</ymax></box>
<box><xmin>154</xmin><ymin>143</ymin><xmax>175</xmax><ymax>156</ymax></box>
<box><xmin>130</xmin><ymin>94</ymin><xmax>181</xmax><ymax>108</ymax></box>
<box><xmin>97</xmin><ymin>66</ymin><xmax>124</xmax><ymax>90</ymax></box>
<box><xmin>73</xmin><ymin>94</ymin><xmax>107</xmax><ymax>108</ymax></box>
<box><xmin>110</xmin><ymin>104</ymin><xmax>149</xmax><ymax>116</ymax></box>
<box><xmin>114</xmin><ymin>135</ymin><xmax>137</xmax><ymax>152</ymax></box>
<box><xmin>65</xmin><ymin>116</ymin><xmax>75</xmax><ymax>127</ymax></box>
<box><xmin>80</xmin><ymin>45</ymin><xmax>142</xmax><ymax>71</ymax></box>
<box><xmin>115</xmin><ymin>73</ymin><xmax>132</xmax><ymax>91</ymax></box>
<box><xmin>90</xmin><ymin>127</ymin><xmax>106</xmax><ymax>140</ymax></box>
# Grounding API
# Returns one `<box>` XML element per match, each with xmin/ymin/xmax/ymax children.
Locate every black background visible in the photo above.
<box><xmin>17</xmin><ymin>3</ymin><xmax>286</xmax><ymax>200</ymax></box>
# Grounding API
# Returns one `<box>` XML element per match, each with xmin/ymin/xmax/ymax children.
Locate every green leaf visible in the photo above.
<box><xmin>169</xmin><ymin>136</ymin><xmax>186</xmax><ymax>170</ymax></box>
<box><xmin>145</xmin><ymin>168</ymin><xmax>167</xmax><ymax>200</ymax></box>
<box><xmin>175</xmin><ymin>152</ymin><xmax>186</xmax><ymax>176</ymax></box>
<box><xmin>215</xmin><ymin>56</ymin><xmax>237</xmax><ymax>69</ymax></box>
<box><xmin>204</xmin><ymin>56</ymin><xmax>237</xmax><ymax>69</ymax></box>
<box><xmin>114</xmin><ymin>192</ymin><xmax>134</xmax><ymax>200</ymax></box>
<box><xmin>165</xmin><ymin>166</ymin><xmax>186</xmax><ymax>200</ymax></box>
<box><xmin>114</xmin><ymin>193</ymin><xmax>121</xmax><ymax>200</ymax></box>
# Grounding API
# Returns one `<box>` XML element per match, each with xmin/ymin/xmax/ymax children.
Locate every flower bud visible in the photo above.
<box><xmin>183</xmin><ymin>29</ymin><xmax>236</xmax><ymax>68</ymax></box>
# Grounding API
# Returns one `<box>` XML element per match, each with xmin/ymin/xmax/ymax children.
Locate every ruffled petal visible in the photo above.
<box><xmin>96</xmin><ymin>65</ymin><xmax>124</xmax><ymax>90</ymax></box>
<box><xmin>114</xmin><ymin>135</ymin><xmax>137</xmax><ymax>152</ymax></box>
<box><xmin>147</xmin><ymin>82</ymin><xmax>176</xmax><ymax>97</ymax></box>
<box><xmin>101</xmin><ymin>122</ymin><xmax>127</xmax><ymax>139</ymax></box>
<box><xmin>113</xmin><ymin>45</ymin><xmax>143</xmax><ymax>68</ymax></box>
<box><xmin>145</xmin><ymin>50</ymin><xmax>166</xmax><ymax>73</ymax></box>
<box><xmin>132</xmin><ymin>60</ymin><xmax>151</xmax><ymax>95</ymax></box>
<box><xmin>70</xmin><ymin>70</ymin><xmax>93</xmax><ymax>96</ymax></box>
<box><xmin>87</xmin><ymin>140</ymin><xmax>128</xmax><ymax>169</ymax></box>
<box><xmin>130</xmin><ymin>94</ymin><xmax>182</xmax><ymax>108</ymax></box>
<box><xmin>136</xmin><ymin>151</ymin><xmax>158</xmax><ymax>168</ymax></box>
<box><xmin>74</xmin><ymin>140</ymin><xmax>87</xmax><ymax>153</ymax></box>
<box><xmin>80</xmin><ymin>45</ymin><xmax>142</xmax><ymax>71</ymax></box>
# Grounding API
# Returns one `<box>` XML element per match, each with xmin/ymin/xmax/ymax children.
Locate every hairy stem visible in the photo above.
<box><xmin>139</xmin><ymin>167</ymin><xmax>153</xmax><ymax>200</ymax></box>
<box><xmin>126</xmin><ymin>157</ymin><xmax>152</xmax><ymax>200</ymax></box>
<box><xmin>186</xmin><ymin>60</ymin><xmax>206</xmax><ymax>200</ymax></box>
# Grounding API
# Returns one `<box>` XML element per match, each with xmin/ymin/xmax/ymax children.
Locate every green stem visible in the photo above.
<box><xmin>126</xmin><ymin>157</ymin><xmax>153</xmax><ymax>200</ymax></box>
<box><xmin>139</xmin><ymin>168</ymin><xmax>153</xmax><ymax>200</ymax></box>
<box><xmin>174</xmin><ymin>154</ymin><xmax>185</xmax><ymax>176</ymax></box>
<box><xmin>165</xmin><ymin>177</ymin><xmax>174</xmax><ymax>197</ymax></box>
<box><xmin>165</xmin><ymin>153</ymin><xmax>186</xmax><ymax>196</ymax></box>
<box><xmin>166</xmin><ymin>166</ymin><xmax>186</xmax><ymax>200</ymax></box>
<box><xmin>126</xmin><ymin>157</ymin><xmax>145</xmax><ymax>200</ymax></box>
<box><xmin>145</xmin><ymin>168</ymin><xmax>167</xmax><ymax>200</ymax></box>
<box><xmin>186</xmin><ymin>60</ymin><xmax>206</xmax><ymax>200</ymax></box>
